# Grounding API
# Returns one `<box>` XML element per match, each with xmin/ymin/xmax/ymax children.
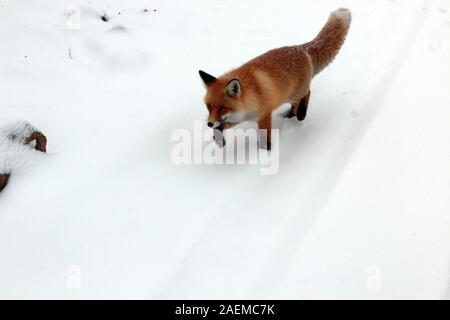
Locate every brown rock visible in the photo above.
<box><xmin>0</xmin><ymin>174</ymin><xmax>9</xmax><ymax>192</ymax></box>
<box><xmin>23</xmin><ymin>130</ymin><xmax>47</xmax><ymax>152</ymax></box>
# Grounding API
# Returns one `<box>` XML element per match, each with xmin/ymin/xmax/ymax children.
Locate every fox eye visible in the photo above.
<box><xmin>206</xmin><ymin>104</ymin><xmax>212</xmax><ymax>111</ymax></box>
<box><xmin>219</xmin><ymin>106</ymin><xmax>227</xmax><ymax>113</ymax></box>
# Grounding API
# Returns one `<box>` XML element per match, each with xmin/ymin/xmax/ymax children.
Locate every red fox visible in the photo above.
<box><xmin>199</xmin><ymin>8</ymin><xmax>351</xmax><ymax>149</ymax></box>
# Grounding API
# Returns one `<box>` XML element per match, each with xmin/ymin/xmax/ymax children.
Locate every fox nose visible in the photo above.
<box><xmin>207</xmin><ymin>122</ymin><xmax>214</xmax><ymax>128</ymax></box>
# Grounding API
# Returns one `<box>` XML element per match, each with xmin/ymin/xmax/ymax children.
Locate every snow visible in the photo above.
<box><xmin>0</xmin><ymin>0</ymin><xmax>449</xmax><ymax>299</ymax></box>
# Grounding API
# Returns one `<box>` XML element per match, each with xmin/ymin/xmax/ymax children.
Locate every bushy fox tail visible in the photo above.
<box><xmin>304</xmin><ymin>8</ymin><xmax>352</xmax><ymax>75</ymax></box>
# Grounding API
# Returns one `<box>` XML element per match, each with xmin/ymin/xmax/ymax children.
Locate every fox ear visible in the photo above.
<box><xmin>225</xmin><ymin>79</ymin><xmax>241</xmax><ymax>97</ymax></box>
<box><xmin>199</xmin><ymin>70</ymin><xmax>217</xmax><ymax>86</ymax></box>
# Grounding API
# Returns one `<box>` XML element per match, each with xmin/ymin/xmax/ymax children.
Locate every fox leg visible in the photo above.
<box><xmin>286</xmin><ymin>102</ymin><xmax>299</xmax><ymax>118</ymax></box>
<box><xmin>285</xmin><ymin>90</ymin><xmax>311</xmax><ymax>119</ymax></box>
<box><xmin>258</xmin><ymin>114</ymin><xmax>272</xmax><ymax>150</ymax></box>
<box><xmin>296</xmin><ymin>90</ymin><xmax>310</xmax><ymax>121</ymax></box>
<box><xmin>213</xmin><ymin>127</ymin><xmax>226</xmax><ymax>147</ymax></box>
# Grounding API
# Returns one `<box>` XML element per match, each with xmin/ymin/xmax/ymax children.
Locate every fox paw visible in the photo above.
<box><xmin>296</xmin><ymin>109</ymin><xmax>307</xmax><ymax>121</ymax></box>
<box><xmin>283</xmin><ymin>110</ymin><xmax>296</xmax><ymax>119</ymax></box>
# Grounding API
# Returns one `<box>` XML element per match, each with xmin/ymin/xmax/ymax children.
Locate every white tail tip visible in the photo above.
<box><xmin>332</xmin><ymin>8</ymin><xmax>352</xmax><ymax>23</ymax></box>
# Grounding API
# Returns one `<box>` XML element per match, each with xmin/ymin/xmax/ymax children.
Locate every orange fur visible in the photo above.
<box><xmin>200</xmin><ymin>8</ymin><xmax>352</xmax><ymax>149</ymax></box>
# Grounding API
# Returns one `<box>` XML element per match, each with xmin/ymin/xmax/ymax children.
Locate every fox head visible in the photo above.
<box><xmin>199</xmin><ymin>70</ymin><xmax>246</xmax><ymax>129</ymax></box>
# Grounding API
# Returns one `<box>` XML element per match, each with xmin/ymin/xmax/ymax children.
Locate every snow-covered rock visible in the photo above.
<box><xmin>0</xmin><ymin>121</ymin><xmax>47</xmax><ymax>191</ymax></box>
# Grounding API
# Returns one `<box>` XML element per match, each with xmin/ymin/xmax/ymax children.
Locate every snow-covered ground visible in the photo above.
<box><xmin>0</xmin><ymin>0</ymin><xmax>449</xmax><ymax>299</ymax></box>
